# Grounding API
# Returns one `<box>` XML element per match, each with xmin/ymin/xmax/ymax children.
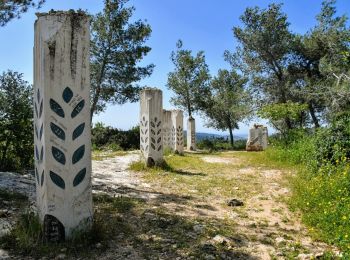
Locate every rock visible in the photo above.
<box><xmin>60</xmin><ymin>248</ymin><xmax>67</xmax><ymax>252</ymax></box>
<box><xmin>227</xmin><ymin>199</ymin><xmax>244</xmax><ymax>207</ymax></box>
<box><xmin>297</xmin><ymin>253</ymin><xmax>314</xmax><ymax>260</ymax></box>
<box><xmin>56</xmin><ymin>254</ymin><xmax>66</xmax><ymax>259</ymax></box>
<box><xmin>0</xmin><ymin>249</ymin><xmax>10</xmax><ymax>259</ymax></box>
<box><xmin>275</xmin><ymin>237</ymin><xmax>285</xmax><ymax>245</ymax></box>
<box><xmin>204</xmin><ymin>254</ymin><xmax>215</xmax><ymax>260</ymax></box>
<box><xmin>211</xmin><ymin>235</ymin><xmax>230</xmax><ymax>245</ymax></box>
<box><xmin>95</xmin><ymin>243</ymin><xmax>102</xmax><ymax>249</ymax></box>
<box><xmin>193</xmin><ymin>224</ymin><xmax>204</xmax><ymax>234</ymax></box>
<box><xmin>315</xmin><ymin>252</ymin><xmax>324</xmax><ymax>258</ymax></box>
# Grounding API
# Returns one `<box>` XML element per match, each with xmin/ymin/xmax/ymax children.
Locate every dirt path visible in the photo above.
<box><xmin>0</xmin><ymin>151</ymin><xmax>340</xmax><ymax>259</ymax></box>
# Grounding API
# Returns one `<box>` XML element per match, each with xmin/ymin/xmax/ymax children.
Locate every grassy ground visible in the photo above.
<box><xmin>0</xmin><ymin>150</ymin><xmax>339</xmax><ymax>259</ymax></box>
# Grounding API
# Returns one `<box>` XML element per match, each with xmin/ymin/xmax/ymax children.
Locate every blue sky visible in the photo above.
<box><xmin>0</xmin><ymin>0</ymin><xmax>349</xmax><ymax>136</ymax></box>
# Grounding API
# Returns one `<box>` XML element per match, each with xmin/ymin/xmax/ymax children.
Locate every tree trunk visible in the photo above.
<box><xmin>228</xmin><ymin>126</ymin><xmax>234</xmax><ymax>148</ymax></box>
<box><xmin>308</xmin><ymin>103</ymin><xmax>320</xmax><ymax>128</ymax></box>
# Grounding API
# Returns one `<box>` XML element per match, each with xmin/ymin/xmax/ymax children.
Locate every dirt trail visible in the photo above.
<box><xmin>0</xmin><ymin>151</ymin><xmax>339</xmax><ymax>259</ymax></box>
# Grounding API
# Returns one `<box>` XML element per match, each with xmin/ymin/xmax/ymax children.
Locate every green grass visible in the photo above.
<box><xmin>92</xmin><ymin>150</ymin><xmax>128</xmax><ymax>160</ymax></box>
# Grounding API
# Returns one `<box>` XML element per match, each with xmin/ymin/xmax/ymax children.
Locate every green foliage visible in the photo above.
<box><xmin>197</xmin><ymin>137</ymin><xmax>246</xmax><ymax>152</ymax></box>
<box><xmin>0</xmin><ymin>0</ymin><xmax>45</xmax><ymax>27</ymax></box>
<box><xmin>91</xmin><ymin>122</ymin><xmax>139</xmax><ymax>151</ymax></box>
<box><xmin>167</xmin><ymin>40</ymin><xmax>211</xmax><ymax>116</ymax></box>
<box><xmin>258</xmin><ymin>102</ymin><xmax>308</xmax><ymax>133</ymax></box>
<box><xmin>90</xmin><ymin>0</ymin><xmax>154</xmax><ymax>118</ymax></box>
<box><xmin>204</xmin><ymin>69</ymin><xmax>250</xmax><ymax>147</ymax></box>
<box><xmin>0</xmin><ymin>71</ymin><xmax>33</xmax><ymax>171</ymax></box>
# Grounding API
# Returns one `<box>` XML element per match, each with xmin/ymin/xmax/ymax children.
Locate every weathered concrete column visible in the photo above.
<box><xmin>246</xmin><ymin>124</ymin><xmax>268</xmax><ymax>151</ymax></box>
<box><xmin>34</xmin><ymin>11</ymin><xmax>92</xmax><ymax>241</ymax></box>
<box><xmin>162</xmin><ymin>110</ymin><xmax>172</xmax><ymax>151</ymax></box>
<box><xmin>140</xmin><ymin>88</ymin><xmax>163</xmax><ymax>166</ymax></box>
<box><xmin>187</xmin><ymin>116</ymin><xmax>196</xmax><ymax>151</ymax></box>
<box><xmin>171</xmin><ymin>110</ymin><xmax>184</xmax><ymax>154</ymax></box>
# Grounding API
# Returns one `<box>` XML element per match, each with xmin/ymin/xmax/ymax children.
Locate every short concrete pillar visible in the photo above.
<box><xmin>140</xmin><ymin>88</ymin><xmax>163</xmax><ymax>166</ymax></box>
<box><xmin>34</xmin><ymin>11</ymin><xmax>92</xmax><ymax>241</ymax></box>
<box><xmin>162</xmin><ymin>110</ymin><xmax>172</xmax><ymax>151</ymax></box>
<box><xmin>171</xmin><ymin>110</ymin><xmax>184</xmax><ymax>154</ymax></box>
<box><xmin>246</xmin><ymin>124</ymin><xmax>268</xmax><ymax>151</ymax></box>
<box><xmin>187</xmin><ymin>116</ymin><xmax>196</xmax><ymax>151</ymax></box>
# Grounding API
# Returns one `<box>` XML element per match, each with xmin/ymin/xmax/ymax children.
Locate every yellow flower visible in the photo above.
<box><xmin>343</xmin><ymin>216</ymin><xmax>347</xmax><ymax>220</ymax></box>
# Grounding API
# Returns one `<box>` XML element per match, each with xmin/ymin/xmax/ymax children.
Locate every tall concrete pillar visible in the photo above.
<box><xmin>34</xmin><ymin>11</ymin><xmax>92</xmax><ymax>241</ymax></box>
<box><xmin>246</xmin><ymin>124</ymin><xmax>268</xmax><ymax>151</ymax></box>
<box><xmin>162</xmin><ymin>110</ymin><xmax>172</xmax><ymax>151</ymax></box>
<box><xmin>187</xmin><ymin>116</ymin><xmax>196</xmax><ymax>151</ymax></box>
<box><xmin>140</xmin><ymin>88</ymin><xmax>163</xmax><ymax>166</ymax></box>
<box><xmin>261</xmin><ymin>127</ymin><xmax>268</xmax><ymax>150</ymax></box>
<box><xmin>171</xmin><ymin>110</ymin><xmax>184</xmax><ymax>154</ymax></box>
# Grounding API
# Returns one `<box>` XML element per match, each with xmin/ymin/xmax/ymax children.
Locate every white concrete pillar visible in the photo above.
<box><xmin>246</xmin><ymin>124</ymin><xmax>266</xmax><ymax>151</ymax></box>
<box><xmin>34</xmin><ymin>11</ymin><xmax>92</xmax><ymax>241</ymax></box>
<box><xmin>261</xmin><ymin>127</ymin><xmax>268</xmax><ymax>150</ymax></box>
<box><xmin>171</xmin><ymin>110</ymin><xmax>184</xmax><ymax>154</ymax></box>
<box><xmin>162</xmin><ymin>110</ymin><xmax>172</xmax><ymax>151</ymax></box>
<box><xmin>140</xmin><ymin>88</ymin><xmax>163</xmax><ymax>166</ymax></box>
<box><xmin>187</xmin><ymin>116</ymin><xmax>196</xmax><ymax>151</ymax></box>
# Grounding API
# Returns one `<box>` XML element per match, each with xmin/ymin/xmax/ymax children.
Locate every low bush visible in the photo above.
<box><xmin>196</xmin><ymin>137</ymin><xmax>246</xmax><ymax>151</ymax></box>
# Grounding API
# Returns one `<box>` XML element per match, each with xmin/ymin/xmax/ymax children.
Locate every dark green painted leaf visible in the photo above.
<box><xmin>72</xmin><ymin>123</ymin><xmax>85</xmax><ymax>140</ymax></box>
<box><xmin>35</xmin><ymin>103</ymin><xmax>38</xmax><ymax>118</ymax></box>
<box><xmin>41</xmin><ymin>170</ymin><xmax>44</xmax><ymax>186</ymax></box>
<box><xmin>49</xmin><ymin>171</ymin><xmax>65</xmax><ymax>189</ymax></box>
<box><xmin>35</xmin><ymin>145</ymin><xmax>39</xmax><ymax>160</ymax></box>
<box><xmin>35</xmin><ymin>124</ymin><xmax>38</xmax><ymax>138</ymax></box>
<box><xmin>37</xmin><ymin>89</ymin><xmax>40</xmax><ymax>102</ymax></box>
<box><xmin>39</xmin><ymin>101</ymin><xmax>43</xmax><ymax>118</ymax></box>
<box><xmin>39</xmin><ymin>124</ymin><xmax>43</xmax><ymax>140</ymax></box>
<box><xmin>73</xmin><ymin>168</ymin><xmax>86</xmax><ymax>187</ymax></box>
<box><xmin>50</xmin><ymin>122</ymin><xmax>65</xmax><ymax>141</ymax></box>
<box><xmin>157</xmin><ymin>137</ymin><xmax>161</xmax><ymax>144</ymax></box>
<box><xmin>157</xmin><ymin>145</ymin><xmax>162</xmax><ymax>151</ymax></box>
<box><xmin>35</xmin><ymin>168</ymin><xmax>39</xmax><ymax>184</ymax></box>
<box><xmin>72</xmin><ymin>145</ymin><xmax>85</xmax><ymax>164</ymax></box>
<box><xmin>40</xmin><ymin>146</ymin><xmax>44</xmax><ymax>161</ymax></box>
<box><xmin>50</xmin><ymin>99</ymin><xmax>65</xmax><ymax>118</ymax></box>
<box><xmin>52</xmin><ymin>146</ymin><xmax>66</xmax><ymax>165</ymax></box>
<box><xmin>157</xmin><ymin>121</ymin><xmax>161</xmax><ymax>127</ymax></box>
<box><xmin>62</xmin><ymin>87</ymin><xmax>73</xmax><ymax>103</ymax></box>
<box><xmin>151</xmin><ymin>143</ymin><xmax>155</xmax><ymax>150</ymax></box>
<box><xmin>71</xmin><ymin>100</ymin><xmax>85</xmax><ymax>118</ymax></box>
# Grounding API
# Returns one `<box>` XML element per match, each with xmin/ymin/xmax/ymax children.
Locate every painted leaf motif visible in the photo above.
<box><xmin>50</xmin><ymin>99</ymin><xmax>65</xmax><ymax>118</ymax></box>
<box><xmin>151</xmin><ymin>143</ymin><xmax>155</xmax><ymax>150</ymax></box>
<box><xmin>73</xmin><ymin>168</ymin><xmax>86</xmax><ymax>187</ymax></box>
<box><xmin>158</xmin><ymin>145</ymin><xmax>162</xmax><ymax>151</ymax></box>
<box><xmin>157</xmin><ymin>129</ymin><xmax>161</xmax><ymax>135</ymax></box>
<box><xmin>40</xmin><ymin>146</ymin><xmax>44</xmax><ymax>161</ymax></box>
<box><xmin>151</xmin><ymin>137</ymin><xmax>155</xmax><ymax>144</ymax></box>
<box><xmin>34</xmin><ymin>103</ymin><xmax>38</xmax><ymax>118</ymax></box>
<box><xmin>35</xmin><ymin>168</ymin><xmax>39</xmax><ymax>184</ymax></box>
<box><xmin>49</xmin><ymin>171</ymin><xmax>65</xmax><ymax>189</ymax></box>
<box><xmin>41</xmin><ymin>170</ymin><xmax>44</xmax><ymax>186</ymax></box>
<box><xmin>35</xmin><ymin>145</ymin><xmax>39</xmax><ymax>160</ymax></box>
<box><xmin>150</xmin><ymin>121</ymin><xmax>155</xmax><ymax>127</ymax></box>
<box><xmin>62</xmin><ymin>87</ymin><xmax>73</xmax><ymax>103</ymax></box>
<box><xmin>72</xmin><ymin>145</ymin><xmax>85</xmax><ymax>164</ymax></box>
<box><xmin>157</xmin><ymin>121</ymin><xmax>162</xmax><ymax>127</ymax></box>
<box><xmin>71</xmin><ymin>100</ymin><xmax>85</xmax><ymax>118</ymax></box>
<box><xmin>52</xmin><ymin>146</ymin><xmax>66</xmax><ymax>165</ymax></box>
<box><xmin>39</xmin><ymin>101</ymin><xmax>43</xmax><ymax>118</ymax></box>
<box><xmin>50</xmin><ymin>122</ymin><xmax>65</xmax><ymax>140</ymax></box>
<box><xmin>37</xmin><ymin>89</ymin><xmax>40</xmax><ymax>102</ymax></box>
<box><xmin>72</xmin><ymin>123</ymin><xmax>85</xmax><ymax>140</ymax></box>
<box><xmin>35</xmin><ymin>124</ymin><xmax>38</xmax><ymax>138</ymax></box>
<box><xmin>39</xmin><ymin>123</ymin><xmax>43</xmax><ymax>140</ymax></box>
<box><xmin>157</xmin><ymin>137</ymin><xmax>161</xmax><ymax>144</ymax></box>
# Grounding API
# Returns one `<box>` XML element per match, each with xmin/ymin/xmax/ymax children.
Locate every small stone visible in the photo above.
<box><xmin>60</xmin><ymin>248</ymin><xmax>67</xmax><ymax>252</ymax></box>
<box><xmin>227</xmin><ymin>199</ymin><xmax>244</xmax><ymax>207</ymax></box>
<box><xmin>315</xmin><ymin>252</ymin><xmax>324</xmax><ymax>258</ymax></box>
<box><xmin>193</xmin><ymin>224</ymin><xmax>204</xmax><ymax>234</ymax></box>
<box><xmin>204</xmin><ymin>254</ymin><xmax>215</xmax><ymax>260</ymax></box>
<box><xmin>211</xmin><ymin>235</ymin><xmax>230</xmax><ymax>245</ymax></box>
<box><xmin>56</xmin><ymin>254</ymin><xmax>66</xmax><ymax>259</ymax></box>
<box><xmin>297</xmin><ymin>253</ymin><xmax>314</xmax><ymax>260</ymax></box>
<box><xmin>275</xmin><ymin>237</ymin><xmax>285</xmax><ymax>245</ymax></box>
<box><xmin>95</xmin><ymin>243</ymin><xmax>102</xmax><ymax>249</ymax></box>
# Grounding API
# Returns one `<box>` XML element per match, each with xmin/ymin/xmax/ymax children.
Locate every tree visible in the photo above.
<box><xmin>167</xmin><ymin>40</ymin><xmax>211</xmax><ymax>116</ymax></box>
<box><xmin>204</xmin><ymin>69</ymin><xmax>250</xmax><ymax>148</ymax></box>
<box><xmin>0</xmin><ymin>71</ymin><xmax>33</xmax><ymax>171</ymax></box>
<box><xmin>0</xmin><ymin>0</ymin><xmax>45</xmax><ymax>26</ymax></box>
<box><xmin>289</xmin><ymin>0</ymin><xmax>350</xmax><ymax>126</ymax></box>
<box><xmin>226</xmin><ymin>3</ymin><xmax>295</xmax><ymax>130</ymax></box>
<box><xmin>90</xmin><ymin>0</ymin><xmax>154</xmax><ymax>120</ymax></box>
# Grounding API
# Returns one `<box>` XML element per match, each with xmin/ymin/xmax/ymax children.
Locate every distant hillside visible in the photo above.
<box><xmin>184</xmin><ymin>131</ymin><xmax>247</xmax><ymax>141</ymax></box>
